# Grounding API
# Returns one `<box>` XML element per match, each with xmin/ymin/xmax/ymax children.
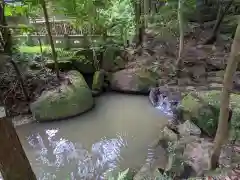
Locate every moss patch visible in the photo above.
<box><xmin>92</xmin><ymin>70</ymin><xmax>105</xmax><ymax>91</ymax></box>
<box><xmin>136</xmin><ymin>69</ymin><xmax>158</xmax><ymax>92</ymax></box>
<box><xmin>30</xmin><ymin>71</ymin><xmax>94</xmax><ymax>121</ymax></box>
<box><xmin>179</xmin><ymin>90</ymin><xmax>240</xmax><ymax>139</ymax></box>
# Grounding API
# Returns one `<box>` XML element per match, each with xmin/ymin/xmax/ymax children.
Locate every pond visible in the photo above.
<box><xmin>15</xmin><ymin>93</ymin><xmax>169</xmax><ymax>180</ymax></box>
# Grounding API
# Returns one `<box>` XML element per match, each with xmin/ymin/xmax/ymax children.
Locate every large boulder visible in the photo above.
<box><xmin>179</xmin><ymin>91</ymin><xmax>240</xmax><ymax>138</ymax></box>
<box><xmin>30</xmin><ymin>71</ymin><xmax>94</xmax><ymax>121</ymax></box>
<box><xmin>110</xmin><ymin>68</ymin><xmax>158</xmax><ymax>94</ymax></box>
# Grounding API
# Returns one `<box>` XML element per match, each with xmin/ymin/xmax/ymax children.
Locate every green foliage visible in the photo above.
<box><xmin>18</xmin><ymin>45</ymin><xmax>75</xmax><ymax>58</ymax></box>
<box><xmin>149</xmin><ymin>0</ymin><xmax>196</xmax><ymax>37</ymax></box>
<box><xmin>42</xmin><ymin>47</ymin><xmax>76</xmax><ymax>58</ymax></box>
<box><xmin>154</xmin><ymin>171</ymin><xmax>173</xmax><ymax>180</ymax></box>
<box><xmin>106</xmin><ymin>168</ymin><xmax>129</xmax><ymax>180</ymax></box>
<box><xmin>4</xmin><ymin>3</ymin><xmax>28</xmax><ymax>16</ymax></box>
<box><xmin>49</xmin><ymin>0</ymin><xmax>134</xmax><ymax>42</ymax></box>
<box><xmin>192</xmin><ymin>105</ymin><xmax>220</xmax><ymax>137</ymax></box>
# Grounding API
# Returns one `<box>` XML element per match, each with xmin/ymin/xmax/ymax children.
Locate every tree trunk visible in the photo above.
<box><xmin>0</xmin><ymin>113</ymin><xmax>37</xmax><ymax>180</ymax></box>
<box><xmin>37</xmin><ymin>34</ymin><xmax>44</xmax><ymax>60</ymax></box>
<box><xmin>0</xmin><ymin>1</ymin><xmax>12</xmax><ymax>54</ymax></box>
<box><xmin>40</xmin><ymin>0</ymin><xmax>60</xmax><ymax>79</ymax></box>
<box><xmin>132</xmin><ymin>0</ymin><xmax>144</xmax><ymax>46</ymax></box>
<box><xmin>33</xmin><ymin>19</ymin><xmax>44</xmax><ymax>60</ymax></box>
<box><xmin>204</xmin><ymin>0</ymin><xmax>234</xmax><ymax>44</ymax></box>
<box><xmin>143</xmin><ymin>0</ymin><xmax>149</xmax><ymax>28</ymax></box>
<box><xmin>210</xmin><ymin>18</ymin><xmax>240</xmax><ymax>170</ymax></box>
<box><xmin>176</xmin><ymin>0</ymin><xmax>184</xmax><ymax>69</ymax></box>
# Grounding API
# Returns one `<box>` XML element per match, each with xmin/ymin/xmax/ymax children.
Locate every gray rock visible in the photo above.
<box><xmin>0</xmin><ymin>106</ymin><xmax>6</xmax><ymax>118</ymax></box>
<box><xmin>110</xmin><ymin>68</ymin><xmax>158</xmax><ymax>93</ymax></box>
<box><xmin>183</xmin><ymin>138</ymin><xmax>213</xmax><ymax>176</ymax></box>
<box><xmin>163</xmin><ymin>126</ymin><xmax>178</xmax><ymax>141</ymax></box>
<box><xmin>178</xmin><ymin>120</ymin><xmax>201</xmax><ymax>136</ymax></box>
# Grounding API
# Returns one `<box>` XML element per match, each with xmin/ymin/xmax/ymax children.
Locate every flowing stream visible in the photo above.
<box><xmin>15</xmin><ymin>93</ymin><xmax>169</xmax><ymax>180</ymax></box>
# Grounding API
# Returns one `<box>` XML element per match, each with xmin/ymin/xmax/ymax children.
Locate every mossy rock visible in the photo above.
<box><xmin>179</xmin><ymin>91</ymin><xmax>240</xmax><ymax>139</ymax></box>
<box><xmin>74</xmin><ymin>48</ymin><xmax>103</xmax><ymax>62</ymax></box>
<box><xmin>74</xmin><ymin>49</ymin><xmax>94</xmax><ymax>61</ymax></box>
<box><xmin>71</xmin><ymin>56</ymin><xmax>96</xmax><ymax>74</ymax></box>
<box><xmin>110</xmin><ymin>68</ymin><xmax>158</xmax><ymax>94</ymax></box>
<box><xmin>136</xmin><ymin>69</ymin><xmax>159</xmax><ymax>92</ymax></box>
<box><xmin>72</xmin><ymin>48</ymin><xmax>103</xmax><ymax>74</ymax></box>
<box><xmin>92</xmin><ymin>70</ymin><xmax>105</xmax><ymax>93</ymax></box>
<box><xmin>30</xmin><ymin>70</ymin><xmax>94</xmax><ymax>121</ymax></box>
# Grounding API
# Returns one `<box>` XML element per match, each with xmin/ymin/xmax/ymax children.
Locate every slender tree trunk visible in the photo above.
<box><xmin>132</xmin><ymin>0</ymin><xmax>144</xmax><ymax>46</ymax></box>
<box><xmin>144</xmin><ymin>0</ymin><xmax>149</xmax><ymax>28</ymax></box>
<box><xmin>176</xmin><ymin>0</ymin><xmax>184</xmax><ymax>73</ymax></box>
<box><xmin>140</xmin><ymin>0</ymin><xmax>145</xmax><ymax>44</ymax></box>
<box><xmin>0</xmin><ymin>0</ymin><xmax>12</xmax><ymax>54</ymax></box>
<box><xmin>40</xmin><ymin>0</ymin><xmax>60</xmax><ymax>79</ymax></box>
<box><xmin>38</xmin><ymin>33</ymin><xmax>43</xmax><ymax>59</ymax></box>
<box><xmin>204</xmin><ymin>0</ymin><xmax>234</xmax><ymax>44</ymax></box>
<box><xmin>0</xmin><ymin>112</ymin><xmax>37</xmax><ymax>180</ymax></box>
<box><xmin>210</xmin><ymin>18</ymin><xmax>240</xmax><ymax>170</ymax></box>
<box><xmin>33</xmin><ymin>19</ymin><xmax>44</xmax><ymax>60</ymax></box>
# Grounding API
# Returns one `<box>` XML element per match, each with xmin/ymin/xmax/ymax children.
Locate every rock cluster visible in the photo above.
<box><xmin>134</xmin><ymin>90</ymin><xmax>240</xmax><ymax>179</ymax></box>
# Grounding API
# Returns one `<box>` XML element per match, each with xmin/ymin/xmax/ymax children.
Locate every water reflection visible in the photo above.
<box><xmin>26</xmin><ymin>129</ymin><xmax>127</xmax><ymax>180</ymax></box>
<box><xmin>13</xmin><ymin>93</ymin><xmax>169</xmax><ymax>180</ymax></box>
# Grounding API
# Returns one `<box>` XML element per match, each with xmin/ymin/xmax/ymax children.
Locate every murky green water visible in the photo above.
<box><xmin>15</xmin><ymin>93</ymin><xmax>168</xmax><ymax>180</ymax></box>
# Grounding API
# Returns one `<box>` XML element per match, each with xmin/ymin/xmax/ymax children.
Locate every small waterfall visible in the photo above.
<box><xmin>155</xmin><ymin>94</ymin><xmax>179</xmax><ymax>118</ymax></box>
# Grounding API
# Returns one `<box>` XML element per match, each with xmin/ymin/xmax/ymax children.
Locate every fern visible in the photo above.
<box><xmin>106</xmin><ymin>168</ymin><xmax>129</xmax><ymax>180</ymax></box>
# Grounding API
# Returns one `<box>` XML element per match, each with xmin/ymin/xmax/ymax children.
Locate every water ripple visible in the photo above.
<box><xmin>24</xmin><ymin>129</ymin><xmax>128</xmax><ymax>180</ymax></box>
